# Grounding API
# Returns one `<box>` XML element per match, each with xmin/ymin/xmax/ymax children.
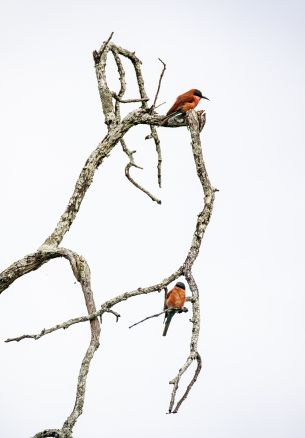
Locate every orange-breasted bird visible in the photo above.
<box><xmin>163</xmin><ymin>281</ymin><xmax>186</xmax><ymax>336</ymax></box>
<box><xmin>166</xmin><ymin>89</ymin><xmax>209</xmax><ymax>117</ymax></box>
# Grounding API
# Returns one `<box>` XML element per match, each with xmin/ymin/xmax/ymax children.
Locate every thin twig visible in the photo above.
<box><xmin>93</xmin><ymin>32</ymin><xmax>114</xmax><ymax>65</ymax></box>
<box><xmin>148</xmin><ymin>126</ymin><xmax>162</xmax><ymax>188</ymax></box>
<box><xmin>100</xmin><ymin>32</ymin><xmax>114</xmax><ymax>55</ymax></box>
<box><xmin>101</xmin><ymin>308</ymin><xmax>121</xmax><ymax>323</ymax></box>
<box><xmin>129</xmin><ymin>310</ymin><xmax>166</xmax><ymax>329</ymax></box>
<box><xmin>125</xmin><ymin>161</ymin><xmax>161</xmax><ymax>203</ymax></box>
<box><xmin>129</xmin><ymin>306</ymin><xmax>188</xmax><ymax>330</ymax></box>
<box><xmin>112</xmin><ymin>93</ymin><xmax>149</xmax><ymax>104</ymax></box>
<box><xmin>5</xmin><ymin>312</ymin><xmax>100</xmax><ymax>343</ymax></box>
<box><xmin>151</xmin><ymin>58</ymin><xmax>166</xmax><ymax>111</ymax></box>
<box><xmin>121</xmin><ymin>138</ymin><xmax>161</xmax><ymax>204</ymax></box>
<box><xmin>155</xmin><ymin>101</ymin><xmax>166</xmax><ymax>110</ymax></box>
<box><xmin>149</xmin><ymin>58</ymin><xmax>166</xmax><ymax>187</ymax></box>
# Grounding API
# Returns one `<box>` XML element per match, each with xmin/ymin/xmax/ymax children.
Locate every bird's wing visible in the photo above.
<box><xmin>166</xmin><ymin>94</ymin><xmax>195</xmax><ymax>115</ymax></box>
<box><xmin>166</xmin><ymin>100</ymin><xmax>181</xmax><ymax>115</ymax></box>
<box><xmin>166</xmin><ymin>289</ymin><xmax>172</xmax><ymax>299</ymax></box>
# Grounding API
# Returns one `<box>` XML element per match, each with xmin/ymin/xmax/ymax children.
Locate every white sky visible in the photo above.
<box><xmin>0</xmin><ymin>1</ymin><xmax>305</xmax><ymax>437</ymax></box>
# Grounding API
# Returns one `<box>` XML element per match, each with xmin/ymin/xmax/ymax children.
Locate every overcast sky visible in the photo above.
<box><xmin>0</xmin><ymin>1</ymin><xmax>305</xmax><ymax>437</ymax></box>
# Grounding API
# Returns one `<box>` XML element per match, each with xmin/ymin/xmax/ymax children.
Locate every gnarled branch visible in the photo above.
<box><xmin>1</xmin><ymin>36</ymin><xmax>216</xmax><ymax>437</ymax></box>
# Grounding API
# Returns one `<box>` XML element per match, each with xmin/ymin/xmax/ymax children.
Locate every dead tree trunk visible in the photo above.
<box><xmin>0</xmin><ymin>34</ymin><xmax>217</xmax><ymax>438</ymax></box>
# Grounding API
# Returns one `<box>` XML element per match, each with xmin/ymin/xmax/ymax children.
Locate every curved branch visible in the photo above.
<box><xmin>166</xmin><ymin>110</ymin><xmax>216</xmax><ymax>413</ymax></box>
<box><xmin>168</xmin><ymin>272</ymin><xmax>201</xmax><ymax>413</ymax></box>
<box><xmin>2</xmin><ymin>247</ymin><xmax>100</xmax><ymax>436</ymax></box>
<box><xmin>122</xmin><ymin>138</ymin><xmax>161</xmax><ymax>204</ymax></box>
<box><xmin>172</xmin><ymin>353</ymin><xmax>202</xmax><ymax>414</ymax></box>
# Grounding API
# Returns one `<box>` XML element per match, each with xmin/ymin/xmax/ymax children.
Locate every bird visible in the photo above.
<box><xmin>163</xmin><ymin>281</ymin><xmax>186</xmax><ymax>336</ymax></box>
<box><xmin>166</xmin><ymin>89</ymin><xmax>209</xmax><ymax>117</ymax></box>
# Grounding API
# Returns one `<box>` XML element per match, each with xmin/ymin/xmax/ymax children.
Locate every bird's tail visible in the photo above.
<box><xmin>162</xmin><ymin>310</ymin><xmax>175</xmax><ymax>336</ymax></box>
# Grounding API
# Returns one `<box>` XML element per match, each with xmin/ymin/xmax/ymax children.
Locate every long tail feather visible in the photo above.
<box><xmin>163</xmin><ymin>310</ymin><xmax>175</xmax><ymax>336</ymax></box>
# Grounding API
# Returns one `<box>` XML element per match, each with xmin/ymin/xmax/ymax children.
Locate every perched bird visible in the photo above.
<box><xmin>166</xmin><ymin>89</ymin><xmax>209</xmax><ymax>117</ymax></box>
<box><xmin>163</xmin><ymin>281</ymin><xmax>186</xmax><ymax>336</ymax></box>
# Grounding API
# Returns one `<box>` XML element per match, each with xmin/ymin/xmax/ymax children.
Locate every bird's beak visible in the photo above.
<box><xmin>202</xmin><ymin>95</ymin><xmax>209</xmax><ymax>100</ymax></box>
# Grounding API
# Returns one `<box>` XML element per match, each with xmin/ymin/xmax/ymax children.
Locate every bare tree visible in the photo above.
<box><xmin>0</xmin><ymin>34</ymin><xmax>217</xmax><ymax>438</ymax></box>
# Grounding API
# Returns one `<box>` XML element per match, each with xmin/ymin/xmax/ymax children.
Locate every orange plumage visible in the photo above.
<box><xmin>166</xmin><ymin>88</ymin><xmax>209</xmax><ymax>116</ymax></box>
<box><xmin>165</xmin><ymin>286</ymin><xmax>186</xmax><ymax>310</ymax></box>
<box><xmin>163</xmin><ymin>282</ymin><xmax>186</xmax><ymax>336</ymax></box>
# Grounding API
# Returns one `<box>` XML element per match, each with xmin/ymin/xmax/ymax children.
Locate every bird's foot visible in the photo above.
<box><xmin>178</xmin><ymin>307</ymin><xmax>188</xmax><ymax>313</ymax></box>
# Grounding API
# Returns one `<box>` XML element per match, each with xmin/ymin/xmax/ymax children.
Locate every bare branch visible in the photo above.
<box><xmin>5</xmin><ymin>269</ymin><xmax>183</xmax><ymax>344</ymax></box>
<box><xmin>5</xmin><ymin>312</ymin><xmax>101</xmax><ymax>343</ymax></box>
<box><xmin>151</xmin><ymin>58</ymin><xmax>167</xmax><ymax>110</ymax></box>
<box><xmin>155</xmin><ymin>101</ymin><xmax>166</xmax><ymax>110</ymax></box>
<box><xmin>147</xmin><ymin>125</ymin><xmax>162</xmax><ymax>187</ymax></box>
<box><xmin>41</xmin><ymin>110</ymin><xmax>160</xmax><ymax>248</ymax></box>
<box><xmin>92</xmin><ymin>31</ymin><xmax>114</xmax><ymax>65</ymax></box>
<box><xmin>129</xmin><ymin>306</ymin><xmax>188</xmax><ymax>329</ymax></box>
<box><xmin>5</xmin><ymin>307</ymin><xmax>120</xmax><ymax>344</ymax></box>
<box><xmin>172</xmin><ymin>353</ymin><xmax>202</xmax><ymax>413</ymax></box>
<box><xmin>111</xmin><ymin>44</ymin><xmax>163</xmax><ymax>187</ymax></box>
<box><xmin>102</xmin><ymin>308</ymin><xmax>121</xmax><ymax>323</ymax></box>
<box><xmin>36</xmin><ymin>107</ymin><xmax>190</xmax><ymax>250</ymax></box>
<box><xmin>100</xmin><ymin>268</ymin><xmax>184</xmax><ymax>310</ymax></box>
<box><xmin>111</xmin><ymin>46</ymin><xmax>156</xmax><ymax>202</ymax></box>
<box><xmin>125</xmin><ymin>161</ymin><xmax>161</xmax><ymax>204</ymax></box>
<box><xmin>94</xmin><ymin>37</ymin><xmax>115</xmax><ymax>126</ymax></box>
<box><xmin>167</xmin><ymin>272</ymin><xmax>202</xmax><ymax>413</ymax></box>
<box><xmin>129</xmin><ymin>310</ymin><xmax>166</xmax><ymax>329</ymax></box>
<box><xmin>109</xmin><ymin>46</ymin><xmax>161</xmax><ymax>199</ymax></box>
<box><xmin>121</xmin><ymin>138</ymin><xmax>161</xmax><ymax>203</ymax></box>
<box><xmin>2</xmin><ymin>247</ymin><xmax>101</xmax><ymax>436</ymax></box>
<box><xmin>110</xmin><ymin>47</ymin><xmax>126</xmax><ymax>120</ymax></box>
<box><xmin>1</xmin><ymin>36</ymin><xmax>217</xmax><ymax>436</ymax></box>
<box><xmin>62</xmin><ymin>254</ymin><xmax>100</xmax><ymax>433</ymax></box>
<box><xmin>0</xmin><ymin>251</ymin><xmax>57</xmax><ymax>294</ymax></box>
<box><xmin>112</xmin><ymin>93</ymin><xmax>149</xmax><ymax>104</ymax></box>
<box><xmin>0</xmin><ymin>246</ymin><xmax>86</xmax><ymax>294</ymax></box>
<box><xmin>112</xmin><ymin>43</ymin><xmax>148</xmax><ymax>108</ymax></box>
<box><xmin>124</xmin><ymin>161</ymin><xmax>161</xmax><ymax>204</ymax></box>
<box><xmin>166</xmin><ymin>111</ymin><xmax>216</xmax><ymax>413</ymax></box>
<box><xmin>1</xmin><ymin>109</ymin><xmax>214</xmax><ymax>429</ymax></box>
